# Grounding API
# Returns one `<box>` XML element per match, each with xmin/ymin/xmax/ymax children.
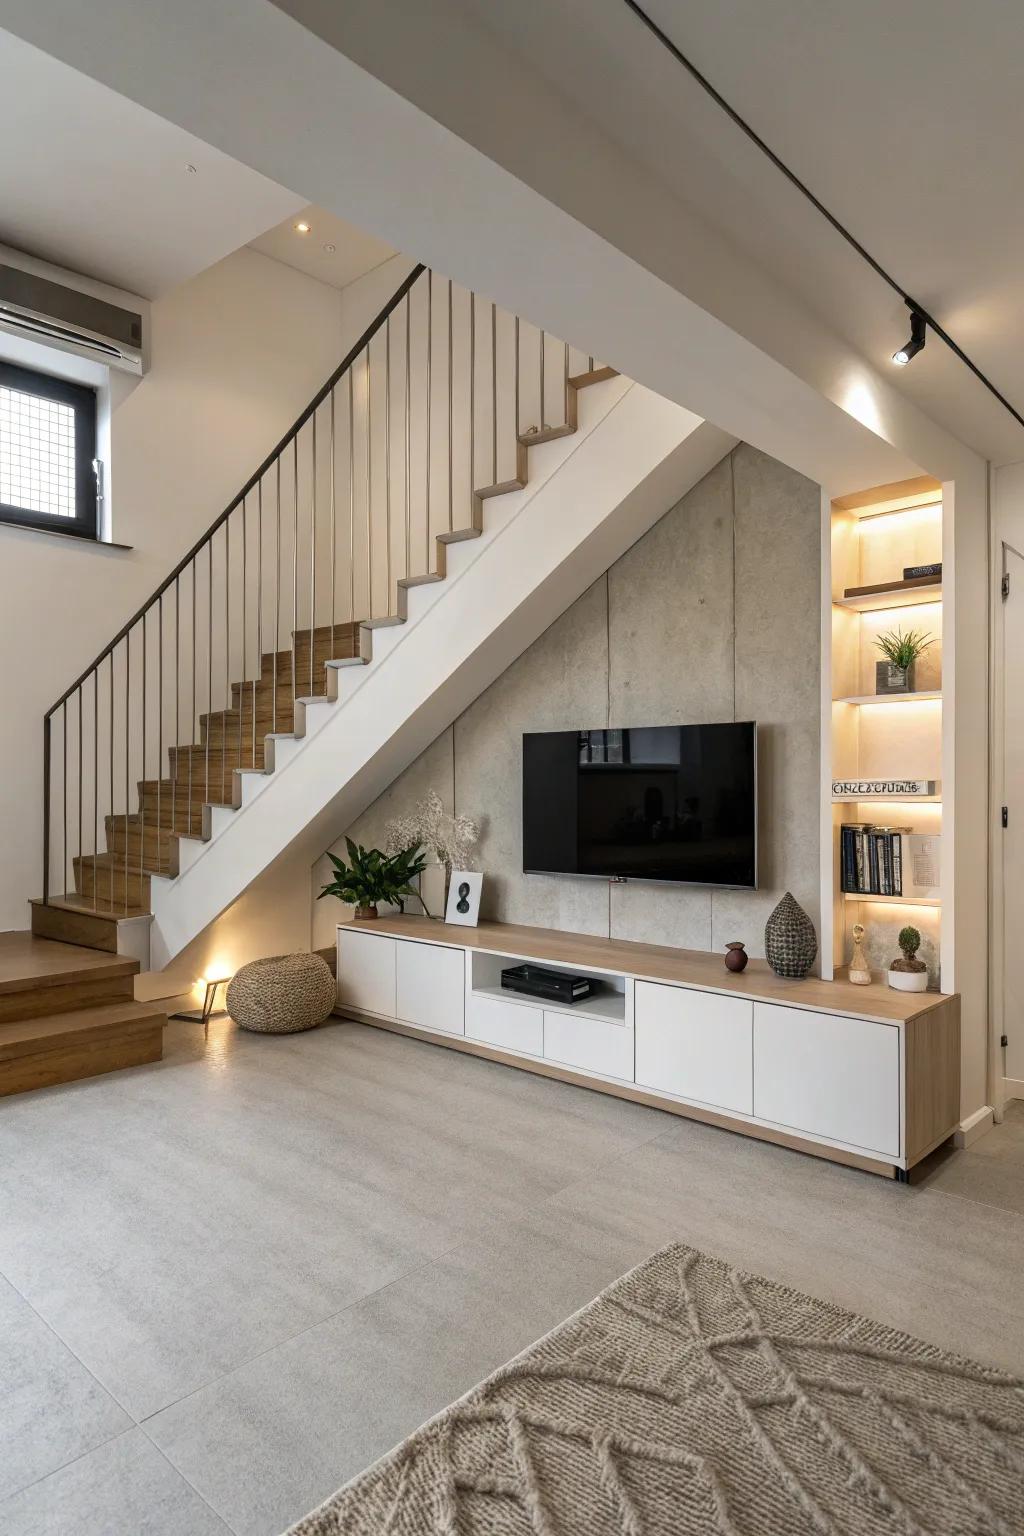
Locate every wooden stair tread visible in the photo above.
<box><xmin>0</xmin><ymin>932</ymin><xmax>138</xmax><ymax>994</ymax></box>
<box><xmin>0</xmin><ymin>999</ymin><xmax>164</xmax><ymax>1060</ymax></box>
<box><xmin>37</xmin><ymin>893</ymin><xmax>152</xmax><ymax>921</ymax></box>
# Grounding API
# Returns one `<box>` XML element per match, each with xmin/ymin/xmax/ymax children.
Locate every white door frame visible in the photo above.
<box><xmin>991</xmin><ymin>462</ymin><xmax>1024</xmax><ymax>1109</ymax></box>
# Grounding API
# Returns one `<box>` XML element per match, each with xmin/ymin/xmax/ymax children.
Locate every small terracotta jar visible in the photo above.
<box><xmin>354</xmin><ymin>904</ymin><xmax>379</xmax><ymax>920</ymax></box>
<box><xmin>724</xmin><ymin>941</ymin><xmax>748</xmax><ymax>973</ymax></box>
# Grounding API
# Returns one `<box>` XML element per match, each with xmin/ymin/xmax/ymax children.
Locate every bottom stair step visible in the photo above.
<box><xmin>0</xmin><ymin>1000</ymin><xmax>165</xmax><ymax>1097</ymax></box>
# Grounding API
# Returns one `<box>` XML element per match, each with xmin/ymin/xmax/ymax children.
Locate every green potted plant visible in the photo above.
<box><xmin>874</xmin><ymin>626</ymin><xmax>934</xmax><ymax>695</ymax></box>
<box><xmin>887</xmin><ymin>924</ymin><xmax>929</xmax><ymax>992</ymax></box>
<box><xmin>317</xmin><ymin>839</ymin><xmax>428</xmax><ymax>920</ymax></box>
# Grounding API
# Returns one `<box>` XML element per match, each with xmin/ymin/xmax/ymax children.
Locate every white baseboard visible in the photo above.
<box><xmin>954</xmin><ymin>1105</ymin><xmax>995</xmax><ymax>1148</ymax></box>
<box><xmin>1001</xmin><ymin>1077</ymin><xmax>1024</xmax><ymax>1104</ymax></box>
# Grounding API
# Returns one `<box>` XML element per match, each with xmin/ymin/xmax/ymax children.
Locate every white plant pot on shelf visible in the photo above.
<box><xmin>888</xmin><ymin>968</ymin><xmax>929</xmax><ymax>993</ymax></box>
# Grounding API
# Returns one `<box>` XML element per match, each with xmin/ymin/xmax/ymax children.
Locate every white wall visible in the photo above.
<box><xmin>0</xmin><ymin>244</ymin><xmax>348</xmax><ymax>931</ymax></box>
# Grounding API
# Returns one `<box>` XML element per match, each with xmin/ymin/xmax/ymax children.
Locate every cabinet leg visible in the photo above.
<box><xmin>895</xmin><ymin>1166</ymin><xmax>910</xmax><ymax>1184</ymax></box>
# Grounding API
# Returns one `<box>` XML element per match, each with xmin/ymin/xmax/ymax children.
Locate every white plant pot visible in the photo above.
<box><xmin>888</xmin><ymin>968</ymin><xmax>928</xmax><ymax>993</ymax></box>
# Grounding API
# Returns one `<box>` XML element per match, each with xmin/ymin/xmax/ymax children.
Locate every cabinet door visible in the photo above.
<box><xmin>634</xmin><ymin>982</ymin><xmax>753</xmax><ymax>1114</ymax></box>
<box><xmin>543</xmin><ymin>1012</ymin><xmax>633</xmax><ymax>1081</ymax></box>
<box><xmin>466</xmin><ymin>993</ymin><xmax>544</xmax><ymax>1056</ymax></box>
<box><xmin>336</xmin><ymin>930</ymin><xmax>396</xmax><ymax>1017</ymax></box>
<box><xmin>396</xmin><ymin>940</ymin><xmax>465</xmax><ymax>1035</ymax></box>
<box><xmin>753</xmin><ymin>1003</ymin><xmax>899</xmax><ymax>1157</ymax></box>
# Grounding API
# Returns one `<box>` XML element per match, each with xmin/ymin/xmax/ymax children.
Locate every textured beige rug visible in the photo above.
<box><xmin>287</xmin><ymin>1243</ymin><xmax>1024</xmax><ymax>1535</ymax></box>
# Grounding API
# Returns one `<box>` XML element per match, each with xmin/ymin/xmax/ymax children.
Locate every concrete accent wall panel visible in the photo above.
<box><xmin>319</xmin><ymin>444</ymin><xmax>822</xmax><ymax>967</ymax></box>
<box><xmin>713</xmin><ymin>445</ymin><xmax>821</xmax><ymax>958</ymax></box>
<box><xmin>454</xmin><ymin>579</ymin><xmax>610</xmax><ymax>936</ymax></box>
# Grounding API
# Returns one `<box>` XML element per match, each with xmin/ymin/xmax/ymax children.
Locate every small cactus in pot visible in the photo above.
<box><xmin>887</xmin><ymin>925</ymin><xmax>929</xmax><ymax>992</ymax></box>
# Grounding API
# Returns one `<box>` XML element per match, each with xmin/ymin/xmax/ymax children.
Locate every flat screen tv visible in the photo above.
<box><xmin>522</xmin><ymin>723</ymin><xmax>758</xmax><ymax>889</ymax></box>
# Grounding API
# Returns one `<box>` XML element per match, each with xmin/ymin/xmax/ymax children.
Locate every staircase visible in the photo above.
<box><xmin>0</xmin><ymin>932</ymin><xmax>163</xmax><ymax>1097</ymax></box>
<box><xmin>33</xmin><ymin>262</ymin><xmax>733</xmax><ymax>975</ymax></box>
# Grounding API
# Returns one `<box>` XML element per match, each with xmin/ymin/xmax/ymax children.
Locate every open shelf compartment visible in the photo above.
<box><xmin>468</xmin><ymin>949</ymin><xmax>630</xmax><ymax>1025</ymax></box>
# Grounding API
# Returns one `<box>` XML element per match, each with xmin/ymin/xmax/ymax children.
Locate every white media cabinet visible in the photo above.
<box><xmin>335</xmin><ymin>916</ymin><xmax>960</xmax><ymax>1179</ymax></box>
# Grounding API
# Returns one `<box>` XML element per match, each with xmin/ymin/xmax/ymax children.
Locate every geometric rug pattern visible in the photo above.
<box><xmin>287</xmin><ymin>1242</ymin><xmax>1024</xmax><ymax>1535</ymax></box>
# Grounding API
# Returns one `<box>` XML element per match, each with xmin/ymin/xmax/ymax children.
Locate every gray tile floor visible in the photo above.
<box><xmin>1</xmin><ymin>1015</ymin><xmax>1022</xmax><ymax>1536</ymax></box>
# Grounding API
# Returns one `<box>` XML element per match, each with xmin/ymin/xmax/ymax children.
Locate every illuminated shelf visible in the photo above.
<box><xmin>834</xmin><ymin>690</ymin><xmax>941</xmax><ymax>707</ymax></box>
<box><xmin>832</xmin><ymin>793</ymin><xmax>942</xmax><ymax>804</ymax></box>
<box><xmin>836</xmin><ymin>578</ymin><xmax>941</xmax><ymax>613</ymax></box>
<box><xmin>843</xmin><ymin>892</ymin><xmax>941</xmax><ymax>908</ymax></box>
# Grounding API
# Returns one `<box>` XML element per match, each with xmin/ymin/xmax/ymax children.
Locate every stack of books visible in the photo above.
<box><xmin>841</xmin><ymin>823</ymin><xmax>910</xmax><ymax>897</ymax></box>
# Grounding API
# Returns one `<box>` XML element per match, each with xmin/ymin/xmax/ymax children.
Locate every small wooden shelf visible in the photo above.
<box><xmin>834</xmin><ymin>691</ymin><xmax>941</xmax><ymax>707</ymax></box>
<box><xmin>471</xmin><ymin>981</ymin><xmax>627</xmax><ymax>1025</ymax></box>
<box><xmin>843</xmin><ymin>892</ymin><xmax>941</xmax><ymax>908</ymax></box>
<box><xmin>837</xmin><ymin>577</ymin><xmax>942</xmax><ymax>613</ymax></box>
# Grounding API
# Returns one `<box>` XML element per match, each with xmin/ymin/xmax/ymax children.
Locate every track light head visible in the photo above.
<box><xmin>892</xmin><ymin>308</ymin><xmax>927</xmax><ymax>367</ymax></box>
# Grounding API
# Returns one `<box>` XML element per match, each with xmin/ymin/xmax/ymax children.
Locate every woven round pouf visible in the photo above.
<box><xmin>226</xmin><ymin>953</ymin><xmax>336</xmax><ymax>1034</ymax></box>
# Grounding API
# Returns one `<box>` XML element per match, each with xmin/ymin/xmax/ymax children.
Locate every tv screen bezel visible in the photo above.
<box><xmin>521</xmin><ymin>721</ymin><xmax>758</xmax><ymax>891</ymax></box>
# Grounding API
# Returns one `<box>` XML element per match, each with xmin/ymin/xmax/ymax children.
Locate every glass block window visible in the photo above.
<box><xmin>0</xmin><ymin>362</ymin><xmax>97</xmax><ymax>537</ymax></box>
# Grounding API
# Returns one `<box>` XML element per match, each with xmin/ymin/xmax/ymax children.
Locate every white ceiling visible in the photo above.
<box><xmin>248</xmin><ymin>205</ymin><xmax>395</xmax><ymax>290</ymax></box>
<box><xmin>467</xmin><ymin>0</ymin><xmax>1024</xmax><ymax>462</ymax></box>
<box><xmin>0</xmin><ymin>27</ymin><xmax>305</xmax><ymax>299</ymax></box>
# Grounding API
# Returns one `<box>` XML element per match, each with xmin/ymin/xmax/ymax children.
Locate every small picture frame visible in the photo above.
<box><xmin>445</xmin><ymin>870</ymin><xmax>483</xmax><ymax>926</ymax></box>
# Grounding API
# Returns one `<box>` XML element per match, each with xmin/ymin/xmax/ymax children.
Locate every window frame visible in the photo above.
<box><xmin>0</xmin><ymin>360</ymin><xmax>99</xmax><ymax>540</ymax></box>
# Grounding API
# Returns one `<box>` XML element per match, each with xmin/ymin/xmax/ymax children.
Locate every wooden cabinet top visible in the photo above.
<box><xmin>338</xmin><ymin>915</ymin><xmax>954</xmax><ymax>1025</ymax></box>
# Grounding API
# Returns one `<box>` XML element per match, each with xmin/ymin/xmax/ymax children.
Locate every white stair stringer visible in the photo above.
<box><xmin>149</xmin><ymin>382</ymin><xmax>736</xmax><ymax>967</ymax></box>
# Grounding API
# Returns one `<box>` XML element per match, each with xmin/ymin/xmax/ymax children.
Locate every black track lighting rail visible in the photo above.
<box><xmin>622</xmin><ymin>0</ymin><xmax>1024</xmax><ymax>434</ymax></box>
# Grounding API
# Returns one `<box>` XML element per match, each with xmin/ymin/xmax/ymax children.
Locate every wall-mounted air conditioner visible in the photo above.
<box><xmin>0</xmin><ymin>263</ymin><xmax>143</xmax><ymax>374</ymax></box>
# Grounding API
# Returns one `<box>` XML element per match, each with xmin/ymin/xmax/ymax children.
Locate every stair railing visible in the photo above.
<box><xmin>41</xmin><ymin>261</ymin><xmax>595</xmax><ymax>915</ymax></box>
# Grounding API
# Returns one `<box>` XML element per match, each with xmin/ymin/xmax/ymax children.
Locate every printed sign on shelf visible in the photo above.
<box><xmin>832</xmin><ymin>779</ymin><xmax>939</xmax><ymax>800</ymax></box>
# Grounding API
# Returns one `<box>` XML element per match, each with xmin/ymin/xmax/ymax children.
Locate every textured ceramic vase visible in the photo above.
<box><xmin>764</xmin><ymin>892</ymin><xmax>817</xmax><ymax>979</ymax></box>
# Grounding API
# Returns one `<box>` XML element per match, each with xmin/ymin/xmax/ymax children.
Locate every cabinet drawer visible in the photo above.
<box><xmin>543</xmin><ymin>1011</ymin><xmax>633</xmax><ymax>1081</ymax></box>
<box><xmin>336</xmin><ymin>930</ymin><xmax>396</xmax><ymax>1017</ymax></box>
<box><xmin>753</xmin><ymin>1002</ymin><xmax>899</xmax><ymax>1157</ymax></box>
<box><xmin>396</xmin><ymin>940</ymin><xmax>465</xmax><ymax>1035</ymax></box>
<box><xmin>634</xmin><ymin>982</ymin><xmax>753</xmax><ymax>1114</ymax></box>
<box><xmin>466</xmin><ymin>993</ymin><xmax>543</xmax><ymax>1056</ymax></box>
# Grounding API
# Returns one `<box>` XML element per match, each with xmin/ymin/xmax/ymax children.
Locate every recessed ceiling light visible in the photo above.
<box><xmin>294</xmin><ymin>220</ymin><xmax>312</xmax><ymax>235</ymax></box>
<box><xmin>322</xmin><ymin>242</ymin><xmax>336</xmax><ymax>254</ymax></box>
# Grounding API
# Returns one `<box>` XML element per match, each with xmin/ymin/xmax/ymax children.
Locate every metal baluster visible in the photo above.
<box><xmin>469</xmin><ymin>290</ymin><xmax>476</xmax><ymax>511</ymax></box>
<box><xmin>62</xmin><ymin>701</ymin><xmax>67</xmax><ymax>904</ymax></box>
<box><xmin>491</xmin><ymin>301</ymin><xmax>497</xmax><ymax>486</ymax></box>
<box><xmin>124</xmin><ymin>636</ymin><xmax>130</xmax><ymax>913</ymax></box>
<box><xmin>141</xmin><ymin>613</ymin><xmax>146</xmax><ymax>910</ymax></box>
<box><xmin>310</xmin><ymin>415</ymin><xmax>317</xmax><ymax>696</ymax></box>
<box><xmin>190</xmin><ymin>561</ymin><xmax>196</xmax><ymax>831</ymax></box>
<box><xmin>425</xmin><ymin>271</ymin><xmax>432</xmax><ymax>571</ymax></box>
<box><xmin>158</xmin><ymin>594</ymin><xmax>163</xmax><ymax>876</ymax></box>
<box><xmin>274</xmin><ymin>457</ymin><xmax>281</xmax><ymax>734</ymax></box>
<box><xmin>384</xmin><ymin>316</ymin><xmax>391</xmax><ymax>614</ymax></box>
<box><xmin>514</xmin><ymin>315</ymin><xmax>520</xmax><ymax>437</ymax></box>
<box><xmin>43</xmin><ymin>713</ymin><xmax>51</xmax><ymax>905</ymax></box>
<box><xmin>254</xmin><ymin>480</ymin><xmax>262</xmax><ymax>771</ymax></box>
<box><xmin>207</xmin><ymin>541</ymin><xmax>213</xmax><ymax>808</ymax></box>
<box><xmin>366</xmin><ymin>347</ymin><xmax>372</xmax><ymax>617</ymax></box>
<box><xmin>329</xmin><ymin>389</ymin><xmax>337</xmax><ymax>660</ymax></box>
<box><xmin>404</xmin><ymin>295</ymin><xmax>411</xmax><ymax>582</ymax></box>
<box><xmin>93</xmin><ymin>671</ymin><xmax>98</xmax><ymax>910</ymax></box>
<box><xmin>77</xmin><ymin>687</ymin><xmax>83</xmax><ymax>908</ymax></box>
<box><xmin>564</xmin><ymin>339</ymin><xmax>569</xmax><ymax>426</ymax></box>
<box><xmin>224</xmin><ymin>519</ymin><xmax>230</xmax><ymax>802</ymax></box>
<box><xmin>348</xmin><ymin>371</ymin><xmax>355</xmax><ymax>624</ymax></box>
<box><xmin>174</xmin><ymin>579</ymin><xmax>179</xmax><ymax>851</ymax></box>
<box><xmin>539</xmin><ymin>328</ymin><xmax>546</xmax><ymax>431</ymax></box>
<box><xmin>447</xmin><ymin>278</ymin><xmax>453</xmax><ymax>533</ymax></box>
<box><xmin>108</xmin><ymin>653</ymin><xmax>113</xmax><ymax>906</ymax></box>
<box><xmin>241</xmin><ymin>495</ymin><xmax>246</xmax><ymax>768</ymax></box>
<box><xmin>292</xmin><ymin>436</ymin><xmax>298</xmax><ymax>731</ymax></box>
